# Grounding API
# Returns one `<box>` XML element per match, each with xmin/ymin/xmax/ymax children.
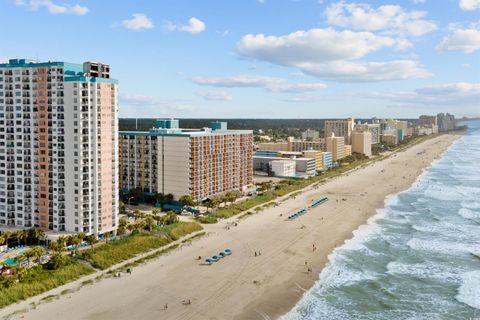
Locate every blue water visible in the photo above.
<box><xmin>282</xmin><ymin>121</ymin><xmax>480</xmax><ymax>320</ymax></box>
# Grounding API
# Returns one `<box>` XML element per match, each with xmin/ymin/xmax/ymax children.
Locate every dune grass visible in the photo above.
<box><xmin>0</xmin><ymin>259</ymin><xmax>94</xmax><ymax>309</ymax></box>
<box><xmin>80</xmin><ymin>222</ymin><xmax>203</xmax><ymax>269</ymax></box>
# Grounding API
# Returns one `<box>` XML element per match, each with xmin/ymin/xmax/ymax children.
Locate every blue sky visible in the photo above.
<box><xmin>1</xmin><ymin>0</ymin><xmax>479</xmax><ymax>118</ymax></box>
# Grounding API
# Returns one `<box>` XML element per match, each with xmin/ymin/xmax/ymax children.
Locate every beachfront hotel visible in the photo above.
<box><xmin>119</xmin><ymin>120</ymin><xmax>253</xmax><ymax>201</ymax></box>
<box><xmin>351</xmin><ymin>131</ymin><xmax>372</xmax><ymax>157</ymax></box>
<box><xmin>326</xmin><ymin>133</ymin><xmax>346</xmax><ymax>162</ymax></box>
<box><xmin>0</xmin><ymin>59</ymin><xmax>119</xmax><ymax>237</ymax></box>
<box><xmin>324</xmin><ymin>118</ymin><xmax>355</xmax><ymax>144</ymax></box>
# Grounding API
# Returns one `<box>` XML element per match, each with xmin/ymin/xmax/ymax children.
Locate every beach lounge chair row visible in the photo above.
<box><xmin>311</xmin><ymin>197</ymin><xmax>329</xmax><ymax>208</ymax></box>
<box><xmin>4</xmin><ymin>244</ymin><xmax>27</xmax><ymax>253</ymax></box>
<box><xmin>287</xmin><ymin>209</ymin><xmax>307</xmax><ymax>220</ymax></box>
<box><xmin>205</xmin><ymin>248</ymin><xmax>232</xmax><ymax>265</ymax></box>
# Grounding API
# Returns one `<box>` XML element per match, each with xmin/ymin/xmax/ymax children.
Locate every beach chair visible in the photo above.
<box><xmin>224</xmin><ymin>249</ymin><xmax>232</xmax><ymax>255</ymax></box>
<box><xmin>205</xmin><ymin>259</ymin><xmax>213</xmax><ymax>265</ymax></box>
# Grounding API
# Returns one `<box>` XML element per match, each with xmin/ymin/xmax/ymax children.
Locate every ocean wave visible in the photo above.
<box><xmin>456</xmin><ymin>271</ymin><xmax>480</xmax><ymax>309</ymax></box>
<box><xmin>406</xmin><ymin>238</ymin><xmax>480</xmax><ymax>257</ymax></box>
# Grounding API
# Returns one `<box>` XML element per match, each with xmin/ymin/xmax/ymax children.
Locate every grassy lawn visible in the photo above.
<box><xmin>80</xmin><ymin>221</ymin><xmax>202</xmax><ymax>269</ymax></box>
<box><xmin>0</xmin><ymin>259</ymin><xmax>94</xmax><ymax>309</ymax></box>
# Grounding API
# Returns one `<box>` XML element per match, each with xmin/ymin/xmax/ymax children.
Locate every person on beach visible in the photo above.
<box><xmin>305</xmin><ymin>260</ymin><xmax>308</xmax><ymax>266</ymax></box>
<box><xmin>259</xmin><ymin>250</ymin><xmax>261</xmax><ymax>256</ymax></box>
<box><xmin>164</xmin><ymin>303</ymin><xmax>168</xmax><ymax>310</ymax></box>
<box><xmin>255</xmin><ymin>251</ymin><xmax>257</xmax><ymax>257</ymax></box>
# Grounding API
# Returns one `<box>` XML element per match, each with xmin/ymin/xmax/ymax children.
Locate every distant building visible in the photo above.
<box><xmin>419</xmin><ymin>115</ymin><xmax>437</xmax><ymax>127</ymax></box>
<box><xmin>253</xmin><ymin>156</ymin><xmax>316</xmax><ymax>177</ymax></box>
<box><xmin>381</xmin><ymin>134</ymin><xmax>398</xmax><ymax>145</ymax></box>
<box><xmin>320</xmin><ymin>152</ymin><xmax>333</xmax><ymax>170</ymax></box>
<box><xmin>302</xmin><ymin>150</ymin><xmax>323</xmax><ymax>171</ymax></box>
<box><xmin>355</xmin><ymin>123</ymin><xmax>381</xmax><ymax>144</ymax></box>
<box><xmin>344</xmin><ymin>145</ymin><xmax>352</xmax><ymax>157</ymax></box>
<box><xmin>271</xmin><ymin>160</ymin><xmax>296</xmax><ymax>177</ymax></box>
<box><xmin>257</xmin><ymin>142</ymin><xmax>289</xmax><ymax>151</ymax></box>
<box><xmin>119</xmin><ymin>120</ymin><xmax>253</xmax><ymax>200</ymax></box>
<box><xmin>324</xmin><ymin>118</ymin><xmax>355</xmax><ymax>144</ymax></box>
<box><xmin>437</xmin><ymin>113</ymin><xmax>456</xmax><ymax>132</ymax></box>
<box><xmin>301</xmin><ymin>128</ymin><xmax>320</xmax><ymax>141</ymax></box>
<box><xmin>288</xmin><ymin>137</ymin><xmax>325</xmax><ymax>152</ymax></box>
<box><xmin>326</xmin><ymin>134</ymin><xmax>346</xmax><ymax>161</ymax></box>
<box><xmin>352</xmin><ymin>131</ymin><xmax>372</xmax><ymax>157</ymax></box>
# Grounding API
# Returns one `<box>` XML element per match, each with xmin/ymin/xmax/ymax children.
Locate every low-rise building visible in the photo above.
<box><xmin>302</xmin><ymin>150</ymin><xmax>323</xmax><ymax>171</ymax></box>
<box><xmin>271</xmin><ymin>160</ymin><xmax>296</xmax><ymax>177</ymax></box>
<box><xmin>287</xmin><ymin>137</ymin><xmax>325</xmax><ymax>152</ymax></box>
<box><xmin>381</xmin><ymin>134</ymin><xmax>398</xmax><ymax>145</ymax></box>
<box><xmin>320</xmin><ymin>152</ymin><xmax>333</xmax><ymax>170</ymax></box>
<box><xmin>257</xmin><ymin>142</ymin><xmax>289</xmax><ymax>151</ymax></box>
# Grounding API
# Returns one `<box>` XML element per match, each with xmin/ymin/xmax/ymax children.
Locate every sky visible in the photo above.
<box><xmin>1</xmin><ymin>0</ymin><xmax>479</xmax><ymax>119</ymax></box>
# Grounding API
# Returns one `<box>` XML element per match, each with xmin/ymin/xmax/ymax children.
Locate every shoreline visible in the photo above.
<box><xmin>1</xmin><ymin>133</ymin><xmax>462</xmax><ymax>320</ymax></box>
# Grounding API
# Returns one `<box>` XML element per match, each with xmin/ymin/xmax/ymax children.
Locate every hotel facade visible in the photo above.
<box><xmin>0</xmin><ymin>59</ymin><xmax>119</xmax><ymax>236</ymax></box>
<box><xmin>119</xmin><ymin>120</ymin><xmax>253</xmax><ymax>201</ymax></box>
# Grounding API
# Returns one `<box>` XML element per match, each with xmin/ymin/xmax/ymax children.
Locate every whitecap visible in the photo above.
<box><xmin>456</xmin><ymin>270</ymin><xmax>480</xmax><ymax>309</ymax></box>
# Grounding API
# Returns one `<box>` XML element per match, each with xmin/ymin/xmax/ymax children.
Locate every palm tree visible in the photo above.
<box><xmin>14</xmin><ymin>253</ymin><xmax>28</xmax><ymax>268</ymax></box>
<box><xmin>2</xmin><ymin>231</ymin><xmax>12</xmax><ymax>248</ymax></box>
<box><xmin>0</xmin><ymin>234</ymin><xmax>6</xmax><ymax>246</ymax></box>
<box><xmin>28</xmin><ymin>228</ymin><xmax>45</xmax><ymax>245</ymax></box>
<box><xmin>77</xmin><ymin>232</ymin><xmax>85</xmax><ymax>242</ymax></box>
<box><xmin>29</xmin><ymin>246</ymin><xmax>46</xmax><ymax>265</ymax></box>
<box><xmin>86</xmin><ymin>234</ymin><xmax>97</xmax><ymax>249</ymax></box>
<box><xmin>144</xmin><ymin>215</ymin><xmax>156</xmax><ymax>232</ymax></box>
<box><xmin>16</xmin><ymin>230</ymin><xmax>28</xmax><ymax>246</ymax></box>
<box><xmin>155</xmin><ymin>193</ymin><xmax>166</xmax><ymax>206</ymax></box>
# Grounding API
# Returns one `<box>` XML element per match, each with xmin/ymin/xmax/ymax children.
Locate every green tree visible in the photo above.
<box><xmin>179</xmin><ymin>195</ymin><xmax>194</xmax><ymax>207</ymax></box>
<box><xmin>16</xmin><ymin>230</ymin><xmax>28</xmax><ymax>246</ymax></box>
<box><xmin>2</xmin><ymin>231</ymin><xmax>12</xmax><ymax>247</ymax></box>
<box><xmin>160</xmin><ymin>211</ymin><xmax>178</xmax><ymax>225</ymax></box>
<box><xmin>133</xmin><ymin>209</ymin><xmax>144</xmax><ymax>219</ymax></box>
<box><xmin>86</xmin><ymin>234</ymin><xmax>97</xmax><ymax>249</ymax></box>
<box><xmin>28</xmin><ymin>228</ymin><xmax>45</xmax><ymax>245</ymax></box>
<box><xmin>165</xmin><ymin>193</ymin><xmax>174</xmax><ymax>203</ymax></box>
<box><xmin>155</xmin><ymin>193</ymin><xmax>166</xmax><ymax>205</ymax></box>
<box><xmin>144</xmin><ymin>215</ymin><xmax>156</xmax><ymax>232</ymax></box>
<box><xmin>46</xmin><ymin>252</ymin><xmax>68</xmax><ymax>270</ymax></box>
<box><xmin>29</xmin><ymin>246</ymin><xmax>46</xmax><ymax>265</ymax></box>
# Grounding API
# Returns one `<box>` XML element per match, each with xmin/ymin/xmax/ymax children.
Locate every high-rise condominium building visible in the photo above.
<box><xmin>119</xmin><ymin>120</ymin><xmax>253</xmax><ymax>201</ymax></box>
<box><xmin>437</xmin><ymin>113</ymin><xmax>456</xmax><ymax>132</ymax></box>
<box><xmin>324</xmin><ymin>118</ymin><xmax>355</xmax><ymax>144</ymax></box>
<box><xmin>301</xmin><ymin>129</ymin><xmax>320</xmax><ymax>141</ymax></box>
<box><xmin>419</xmin><ymin>115</ymin><xmax>437</xmax><ymax>127</ymax></box>
<box><xmin>355</xmin><ymin>123</ymin><xmax>381</xmax><ymax>144</ymax></box>
<box><xmin>326</xmin><ymin>134</ymin><xmax>345</xmax><ymax>162</ymax></box>
<box><xmin>287</xmin><ymin>137</ymin><xmax>325</xmax><ymax>152</ymax></box>
<box><xmin>0</xmin><ymin>59</ymin><xmax>119</xmax><ymax>236</ymax></box>
<box><xmin>352</xmin><ymin>131</ymin><xmax>372</xmax><ymax>157</ymax></box>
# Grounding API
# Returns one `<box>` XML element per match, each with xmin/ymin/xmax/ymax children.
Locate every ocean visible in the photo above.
<box><xmin>281</xmin><ymin>121</ymin><xmax>480</xmax><ymax>320</ymax></box>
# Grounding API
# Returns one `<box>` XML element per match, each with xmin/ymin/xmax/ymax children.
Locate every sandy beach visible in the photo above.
<box><xmin>1</xmin><ymin>133</ymin><xmax>461</xmax><ymax>320</ymax></box>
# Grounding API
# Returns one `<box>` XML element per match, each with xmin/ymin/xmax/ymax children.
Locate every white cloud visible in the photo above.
<box><xmin>238</xmin><ymin>28</ymin><xmax>395</xmax><ymax>64</ymax></box>
<box><xmin>325</xmin><ymin>1</ymin><xmax>437</xmax><ymax>37</ymax></box>
<box><xmin>366</xmin><ymin>82</ymin><xmax>480</xmax><ymax>107</ymax></box>
<box><xmin>119</xmin><ymin>93</ymin><xmax>195</xmax><ymax>117</ymax></box>
<box><xmin>196</xmin><ymin>90</ymin><xmax>233</xmax><ymax>101</ymax></box>
<box><xmin>237</xmin><ymin>28</ymin><xmax>430</xmax><ymax>81</ymax></box>
<box><xmin>15</xmin><ymin>0</ymin><xmax>88</xmax><ymax>15</ymax></box>
<box><xmin>191</xmin><ymin>75</ymin><xmax>327</xmax><ymax>93</ymax></box>
<box><xmin>436</xmin><ymin>25</ymin><xmax>480</xmax><ymax>53</ymax></box>
<box><xmin>165</xmin><ymin>17</ymin><xmax>206</xmax><ymax>34</ymax></box>
<box><xmin>122</xmin><ymin>14</ymin><xmax>154</xmax><ymax>31</ymax></box>
<box><xmin>298</xmin><ymin>60</ymin><xmax>431</xmax><ymax>81</ymax></box>
<box><xmin>459</xmin><ymin>0</ymin><xmax>480</xmax><ymax>10</ymax></box>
